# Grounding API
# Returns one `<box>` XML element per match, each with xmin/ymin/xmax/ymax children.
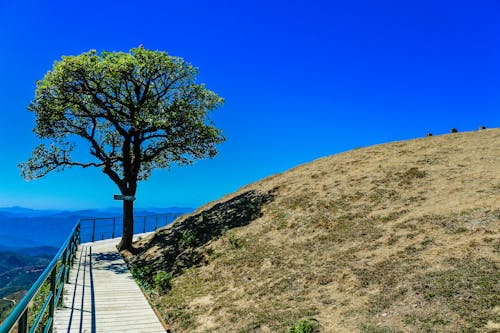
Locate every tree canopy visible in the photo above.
<box><xmin>20</xmin><ymin>46</ymin><xmax>224</xmax><ymax>249</ymax></box>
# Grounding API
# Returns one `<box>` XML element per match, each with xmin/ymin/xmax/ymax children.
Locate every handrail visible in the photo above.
<box><xmin>79</xmin><ymin>213</ymin><xmax>182</xmax><ymax>243</ymax></box>
<box><xmin>0</xmin><ymin>221</ymin><xmax>80</xmax><ymax>333</ymax></box>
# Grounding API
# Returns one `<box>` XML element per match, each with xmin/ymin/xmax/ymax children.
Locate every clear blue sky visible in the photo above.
<box><xmin>0</xmin><ymin>0</ymin><xmax>498</xmax><ymax>210</ymax></box>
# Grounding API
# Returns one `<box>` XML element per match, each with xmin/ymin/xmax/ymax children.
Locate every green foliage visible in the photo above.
<box><xmin>19</xmin><ymin>45</ymin><xmax>224</xmax><ymax>191</ymax></box>
<box><xmin>226</xmin><ymin>232</ymin><xmax>246</xmax><ymax>249</ymax></box>
<box><xmin>19</xmin><ymin>46</ymin><xmax>225</xmax><ymax>249</ymax></box>
<box><xmin>0</xmin><ymin>299</ymin><xmax>14</xmax><ymax>323</ymax></box>
<box><xmin>180</xmin><ymin>230</ymin><xmax>198</xmax><ymax>247</ymax></box>
<box><xmin>153</xmin><ymin>271</ymin><xmax>173</xmax><ymax>292</ymax></box>
<box><xmin>131</xmin><ymin>265</ymin><xmax>175</xmax><ymax>294</ymax></box>
<box><xmin>130</xmin><ymin>265</ymin><xmax>153</xmax><ymax>292</ymax></box>
<box><xmin>289</xmin><ymin>318</ymin><xmax>320</xmax><ymax>333</ymax></box>
<box><xmin>28</xmin><ymin>281</ymin><xmax>51</xmax><ymax>333</ymax></box>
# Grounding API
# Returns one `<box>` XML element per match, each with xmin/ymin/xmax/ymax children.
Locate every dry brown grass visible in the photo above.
<box><xmin>124</xmin><ymin>129</ymin><xmax>500</xmax><ymax>332</ymax></box>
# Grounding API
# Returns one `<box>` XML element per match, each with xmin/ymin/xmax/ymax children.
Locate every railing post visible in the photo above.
<box><xmin>112</xmin><ymin>217</ymin><xmax>116</xmax><ymax>238</ymax></box>
<box><xmin>65</xmin><ymin>246</ymin><xmax>71</xmax><ymax>284</ymax></box>
<box><xmin>48</xmin><ymin>267</ymin><xmax>56</xmax><ymax>333</ymax></box>
<box><xmin>155</xmin><ymin>215</ymin><xmax>158</xmax><ymax>230</ymax></box>
<box><xmin>143</xmin><ymin>216</ymin><xmax>146</xmax><ymax>233</ymax></box>
<box><xmin>70</xmin><ymin>234</ymin><xmax>76</xmax><ymax>266</ymax></box>
<box><xmin>91</xmin><ymin>219</ymin><xmax>96</xmax><ymax>242</ymax></box>
<box><xmin>69</xmin><ymin>225</ymin><xmax>78</xmax><ymax>281</ymax></box>
<box><xmin>77</xmin><ymin>222</ymin><xmax>81</xmax><ymax>245</ymax></box>
<box><xmin>17</xmin><ymin>310</ymin><xmax>28</xmax><ymax>333</ymax></box>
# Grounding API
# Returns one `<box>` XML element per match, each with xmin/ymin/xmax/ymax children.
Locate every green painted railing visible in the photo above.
<box><xmin>0</xmin><ymin>222</ymin><xmax>80</xmax><ymax>333</ymax></box>
<box><xmin>79</xmin><ymin>213</ymin><xmax>182</xmax><ymax>243</ymax></box>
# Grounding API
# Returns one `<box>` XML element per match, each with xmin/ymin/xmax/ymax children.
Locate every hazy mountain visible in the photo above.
<box><xmin>0</xmin><ymin>234</ymin><xmax>48</xmax><ymax>249</ymax></box>
<box><xmin>0</xmin><ymin>206</ymin><xmax>193</xmax><ymax>250</ymax></box>
<box><xmin>0</xmin><ymin>207</ymin><xmax>61</xmax><ymax>217</ymax></box>
<box><xmin>0</xmin><ymin>245</ymin><xmax>58</xmax><ymax>257</ymax></box>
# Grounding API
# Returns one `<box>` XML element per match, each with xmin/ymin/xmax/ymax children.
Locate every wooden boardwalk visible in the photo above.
<box><xmin>53</xmin><ymin>238</ymin><xmax>166</xmax><ymax>333</ymax></box>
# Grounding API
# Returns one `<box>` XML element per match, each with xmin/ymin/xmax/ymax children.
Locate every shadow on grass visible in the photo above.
<box><xmin>126</xmin><ymin>189</ymin><xmax>276</xmax><ymax>281</ymax></box>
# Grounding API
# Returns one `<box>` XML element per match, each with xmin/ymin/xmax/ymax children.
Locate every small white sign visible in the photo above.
<box><xmin>113</xmin><ymin>195</ymin><xmax>136</xmax><ymax>201</ymax></box>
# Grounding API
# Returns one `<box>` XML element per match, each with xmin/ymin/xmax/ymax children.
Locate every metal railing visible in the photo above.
<box><xmin>79</xmin><ymin>213</ymin><xmax>182</xmax><ymax>243</ymax></box>
<box><xmin>0</xmin><ymin>222</ymin><xmax>80</xmax><ymax>333</ymax></box>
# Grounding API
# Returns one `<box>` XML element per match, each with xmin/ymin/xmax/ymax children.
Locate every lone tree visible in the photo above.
<box><xmin>20</xmin><ymin>47</ymin><xmax>224</xmax><ymax>250</ymax></box>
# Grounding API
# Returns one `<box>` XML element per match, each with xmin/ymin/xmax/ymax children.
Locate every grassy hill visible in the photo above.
<box><xmin>123</xmin><ymin>129</ymin><xmax>499</xmax><ymax>333</ymax></box>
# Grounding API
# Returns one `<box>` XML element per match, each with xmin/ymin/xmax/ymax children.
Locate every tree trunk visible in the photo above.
<box><xmin>118</xmin><ymin>199</ymin><xmax>134</xmax><ymax>250</ymax></box>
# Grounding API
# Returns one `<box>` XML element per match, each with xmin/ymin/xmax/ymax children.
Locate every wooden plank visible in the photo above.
<box><xmin>53</xmin><ymin>238</ymin><xmax>166</xmax><ymax>333</ymax></box>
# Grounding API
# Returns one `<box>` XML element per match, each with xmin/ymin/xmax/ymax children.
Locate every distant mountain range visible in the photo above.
<box><xmin>0</xmin><ymin>206</ymin><xmax>192</xmax><ymax>218</ymax></box>
<box><xmin>0</xmin><ymin>206</ymin><xmax>193</xmax><ymax>250</ymax></box>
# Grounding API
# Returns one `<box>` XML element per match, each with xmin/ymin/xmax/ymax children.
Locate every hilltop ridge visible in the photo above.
<box><xmin>124</xmin><ymin>129</ymin><xmax>499</xmax><ymax>332</ymax></box>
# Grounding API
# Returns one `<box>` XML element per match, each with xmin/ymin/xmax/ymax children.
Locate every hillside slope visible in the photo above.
<box><xmin>124</xmin><ymin>129</ymin><xmax>499</xmax><ymax>333</ymax></box>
